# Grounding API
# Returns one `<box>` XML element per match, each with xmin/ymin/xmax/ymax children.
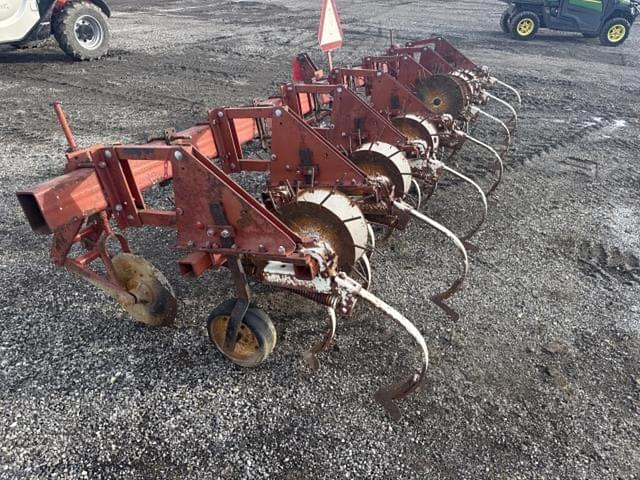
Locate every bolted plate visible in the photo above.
<box><xmin>110</xmin><ymin>253</ymin><xmax>177</xmax><ymax>326</ymax></box>
<box><xmin>415</xmin><ymin>74</ymin><xmax>467</xmax><ymax>116</ymax></box>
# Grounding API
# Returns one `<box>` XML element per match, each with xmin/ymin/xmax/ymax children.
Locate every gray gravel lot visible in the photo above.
<box><xmin>1</xmin><ymin>0</ymin><xmax>639</xmax><ymax>478</ymax></box>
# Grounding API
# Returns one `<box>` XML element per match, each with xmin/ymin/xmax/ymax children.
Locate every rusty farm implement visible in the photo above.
<box><xmin>17</xmin><ymin>35</ymin><xmax>520</xmax><ymax>419</ymax></box>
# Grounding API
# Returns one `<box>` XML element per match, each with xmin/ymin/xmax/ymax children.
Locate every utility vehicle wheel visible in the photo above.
<box><xmin>599</xmin><ymin>18</ymin><xmax>630</xmax><ymax>46</ymax></box>
<box><xmin>500</xmin><ymin>10</ymin><xmax>511</xmax><ymax>34</ymax></box>
<box><xmin>207</xmin><ymin>299</ymin><xmax>277</xmax><ymax>368</ymax></box>
<box><xmin>52</xmin><ymin>1</ymin><xmax>110</xmax><ymax>61</ymax></box>
<box><xmin>510</xmin><ymin>11</ymin><xmax>539</xmax><ymax>40</ymax></box>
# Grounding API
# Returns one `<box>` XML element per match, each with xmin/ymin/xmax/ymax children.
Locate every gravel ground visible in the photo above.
<box><xmin>1</xmin><ymin>0</ymin><xmax>639</xmax><ymax>478</ymax></box>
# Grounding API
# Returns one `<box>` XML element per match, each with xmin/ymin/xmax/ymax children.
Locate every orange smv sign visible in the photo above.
<box><xmin>318</xmin><ymin>0</ymin><xmax>343</xmax><ymax>53</ymax></box>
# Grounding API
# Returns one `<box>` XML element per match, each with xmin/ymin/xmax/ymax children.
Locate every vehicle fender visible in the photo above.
<box><xmin>54</xmin><ymin>0</ymin><xmax>111</xmax><ymax>17</ymax></box>
<box><xmin>606</xmin><ymin>9</ymin><xmax>636</xmax><ymax>24</ymax></box>
<box><xmin>89</xmin><ymin>0</ymin><xmax>111</xmax><ymax>17</ymax></box>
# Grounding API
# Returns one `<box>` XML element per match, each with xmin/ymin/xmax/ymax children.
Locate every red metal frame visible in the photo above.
<box><xmin>401</xmin><ymin>37</ymin><xmax>478</xmax><ymax>72</ymax></box>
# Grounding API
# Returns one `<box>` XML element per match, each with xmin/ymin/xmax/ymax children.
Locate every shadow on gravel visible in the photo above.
<box><xmin>0</xmin><ymin>51</ymin><xmax>71</xmax><ymax>64</ymax></box>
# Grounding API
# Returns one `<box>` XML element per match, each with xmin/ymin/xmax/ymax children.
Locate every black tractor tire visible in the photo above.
<box><xmin>500</xmin><ymin>10</ymin><xmax>511</xmax><ymax>34</ymax></box>
<box><xmin>510</xmin><ymin>11</ymin><xmax>540</xmax><ymax>40</ymax></box>
<box><xmin>52</xmin><ymin>1</ymin><xmax>110</xmax><ymax>61</ymax></box>
<box><xmin>599</xmin><ymin>17</ymin><xmax>631</xmax><ymax>47</ymax></box>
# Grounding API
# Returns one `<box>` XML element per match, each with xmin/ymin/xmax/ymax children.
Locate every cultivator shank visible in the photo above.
<box><xmin>17</xmin><ymin>32</ymin><xmax>521</xmax><ymax>419</ymax></box>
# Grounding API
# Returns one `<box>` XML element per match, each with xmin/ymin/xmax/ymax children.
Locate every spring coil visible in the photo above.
<box><xmin>284</xmin><ymin>287</ymin><xmax>340</xmax><ymax>309</ymax></box>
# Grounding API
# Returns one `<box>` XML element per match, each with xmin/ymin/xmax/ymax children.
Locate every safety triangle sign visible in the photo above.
<box><xmin>318</xmin><ymin>0</ymin><xmax>343</xmax><ymax>53</ymax></box>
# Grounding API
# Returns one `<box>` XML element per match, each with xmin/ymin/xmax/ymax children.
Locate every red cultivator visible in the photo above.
<box><xmin>17</xmin><ymin>36</ymin><xmax>520</xmax><ymax>419</ymax></box>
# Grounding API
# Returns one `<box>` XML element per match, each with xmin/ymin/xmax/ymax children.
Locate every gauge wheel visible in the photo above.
<box><xmin>52</xmin><ymin>1</ymin><xmax>110</xmax><ymax>61</ymax></box>
<box><xmin>599</xmin><ymin>18</ymin><xmax>631</xmax><ymax>46</ymax></box>
<box><xmin>207</xmin><ymin>299</ymin><xmax>277</xmax><ymax>368</ymax></box>
<box><xmin>500</xmin><ymin>10</ymin><xmax>511</xmax><ymax>34</ymax></box>
<box><xmin>510</xmin><ymin>11</ymin><xmax>539</xmax><ymax>40</ymax></box>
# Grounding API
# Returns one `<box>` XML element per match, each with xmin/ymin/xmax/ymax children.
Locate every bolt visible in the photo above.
<box><xmin>376</xmin><ymin>71</ymin><xmax>382</xmax><ymax>77</ymax></box>
<box><xmin>287</xmin><ymin>86</ymin><xmax>293</xmax><ymax>91</ymax></box>
<box><xmin>271</xmin><ymin>154</ymin><xmax>277</xmax><ymax>161</ymax></box>
<box><xmin>176</xmin><ymin>208</ymin><xmax>184</xmax><ymax>216</ymax></box>
<box><xmin>114</xmin><ymin>204</ymin><xmax>123</xmax><ymax>212</ymax></box>
<box><xmin>258</xmin><ymin>244</ymin><xmax>265</xmax><ymax>252</ymax></box>
<box><xmin>220</xmin><ymin>229</ymin><xmax>231</xmax><ymax>238</ymax></box>
<box><xmin>207</xmin><ymin>228</ymin><xmax>215</xmax><ymax>237</ymax></box>
<box><xmin>174</xmin><ymin>150</ymin><xmax>183</xmax><ymax>161</ymax></box>
<box><xmin>230</xmin><ymin>163</ymin><xmax>236</xmax><ymax>169</ymax></box>
<box><xmin>104</xmin><ymin>151</ymin><xmax>112</xmax><ymax>160</ymax></box>
<box><xmin>337</xmin><ymin>87</ymin><xmax>343</xmax><ymax>93</ymax></box>
<box><xmin>217</xmin><ymin>111</ymin><xmax>224</xmax><ymax>118</ymax></box>
<box><xmin>97</xmin><ymin>161</ymin><xmax>107</xmax><ymax>168</ymax></box>
<box><xmin>341</xmin><ymin>307</ymin><xmax>348</xmax><ymax>314</ymax></box>
<box><xmin>341</xmin><ymin>132</ymin><xmax>346</xmax><ymax>137</ymax></box>
<box><xmin>285</xmin><ymin>164</ymin><xmax>291</xmax><ymax>170</ymax></box>
<box><xmin>277</xmin><ymin>245</ymin><xmax>286</xmax><ymax>255</ymax></box>
<box><xmin>187</xmin><ymin>240</ymin><xmax>194</xmax><ymax>247</ymax></box>
<box><xmin>274</xmin><ymin>109</ymin><xmax>283</xmax><ymax>118</ymax></box>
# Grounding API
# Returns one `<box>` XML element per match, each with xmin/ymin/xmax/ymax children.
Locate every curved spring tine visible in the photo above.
<box><xmin>442</xmin><ymin>165</ymin><xmax>488</xmax><ymax>251</ymax></box>
<box><xmin>303</xmin><ymin>306</ymin><xmax>337</xmax><ymax>371</ymax></box>
<box><xmin>407</xmin><ymin>178</ymin><xmax>423</xmax><ymax>210</ymax></box>
<box><xmin>367</xmin><ymin>222</ymin><xmax>376</xmax><ymax>255</ymax></box>
<box><xmin>491</xmin><ymin>77</ymin><xmax>522</xmax><ymax>105</ymax></box>
<box><xmin>394</xmin><ymin>201</ymin><xmax>468</xmax><ymax>321</ymax></box>
<box><xmin>334</xmin><ymin>274</ymin><xmax>429</xmax><ymax>420</ymax></box>
<box><xmin>353</xmin><ymin>254</ymin><xmax>373</xmax><ymax>289</ymax></box>
<box><xmin>461</xmin><ymin>132</ymin><xmax>504</xmax><ymax>197</ymax></box>
<box><xmin>486</xmin><ymin>92</ymin><xmax>518</xmax><ymax>129</ymax></box>
<box><xmin>472</xmin><ymin>106</ymin><xmax>511</xmax><ymax>157</ymax></box>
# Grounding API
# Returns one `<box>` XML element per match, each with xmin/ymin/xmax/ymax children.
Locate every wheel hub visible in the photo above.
<box><xmin>74</xmin><ymin>15</ymin><xmax>104</xmax><ymax>50</ymax></box>
<box><xmin>210</xmin><ymin>315</ymin><xmax>260</xmax><ymax>361</ymax></box>
<box><xmin>517</xmin><ymin>19</ymin><xmax>534</xmax><ymax>36</ymax></box>
<box><xmin>607</xmin><ymin>24</ymin><xmax>626</xmax><ymax>42</ymax></box>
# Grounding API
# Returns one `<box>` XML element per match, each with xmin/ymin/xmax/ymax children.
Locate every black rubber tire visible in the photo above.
<box><xmin>510</xmin><ymin>11</ymin><xmax>540</xmax><ymax>41</ymax></box>
<box><xmin>52</xmin><ymin>1</ymin><xmax>110</xmax><ymax>61</ymax></box>
<box><xmin>500</xmin><ymin>10</ymin><xmax>511</xmax><ymax>34</ymax></box>
<box><xmin>207</xmin><ymin>299</ymin><xmax>277</xmax><ymax>368</ymax></box>
<box><xmin>599</xmin><ymin>17</ymin><xmax>631</xmax><ymax>47</ymax></box>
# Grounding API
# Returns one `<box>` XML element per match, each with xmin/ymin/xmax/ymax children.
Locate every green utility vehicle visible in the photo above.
<box><xmin>499</xmin><ymin>0</ymin><xmax>638</xmax><ymax>46</ymax></box>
